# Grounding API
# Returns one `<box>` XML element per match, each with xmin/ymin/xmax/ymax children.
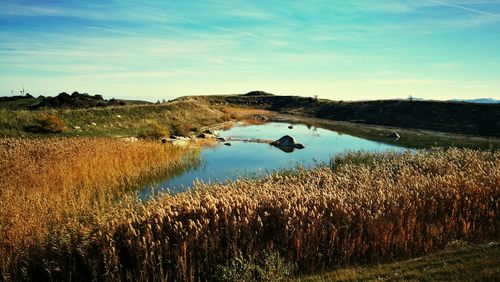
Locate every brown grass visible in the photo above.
<box><xmin>1</xmin><ymin>148</ymin><xmax>498</xmax><ymax>280</ymax></box>
<box><xmin>0</xmin><ymin>137</ymin><xmax>199</xmax><ymax>279</ymax></box>
<box><xmin>223</xmin><ymin>106</ymin><xmax>271</xmax><ymax>118</ymax></box>
<box><xmin>222</xmin><ymin>106</ymin><xmax>273</xmax><ymax>126</ymax></box>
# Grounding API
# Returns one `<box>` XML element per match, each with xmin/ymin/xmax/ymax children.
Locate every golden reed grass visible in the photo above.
<box><xmin>222</xmin><ymin>106</ymin><xmax>272</xmax><ymax>126</ymax></box>
<box><xmin>1</xmin><ymin>148</ymin><xmax>499</xmax><ymax>281</ymax></box>
<box><xmin>0</xmin><ymin>137</ymin><xmax>196</xmax><ymax>280</ymax></box>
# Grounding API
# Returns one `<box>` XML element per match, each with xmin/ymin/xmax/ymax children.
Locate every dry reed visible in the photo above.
<box><xmin>0</xmin><ymin>137</ymin><xmax>197</xmax><ymax>279</ymax></box>
<box><xmin>1</xmin><ymin>148</ymin><xmax>499</xmax><ymax>281</ymax></box>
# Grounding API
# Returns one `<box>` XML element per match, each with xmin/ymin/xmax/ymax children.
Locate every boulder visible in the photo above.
<box><xmin>197</xmin><ymin>133</ymin><xmax>214</xmax><ymax>139</ymax></box>
<box><xmin>388</xmin><ymin>131</ymin><xmax>400</xmax><ymax>139</ymax></box>
<box><xmin>217</xmin><ymin>137</ymin><xmax>226</xmax><ymax>142</ymax></box>
<box><xmin>288</xmin><ymin>125</ymin><xmax>293</xmax><ymax>129</ymax></box>
<box><xmin>271</xmin><ymin>135</ymin><xmax>295</xmax><ymax>147</ymax></box>
<box><xmin>271</xmin><ymin>135</ymin><xmax>306</xmax><ymax>152</ymax></box>
<box><xmin>224</xmin><ymin>142</ymin><xmax>232</xmax><ymax>146</ymax></box>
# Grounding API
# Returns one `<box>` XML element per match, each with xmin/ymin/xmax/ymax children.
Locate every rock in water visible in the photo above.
<box><xmin>288</xmin><ymin>125</ymin><xmax>293</xmax><ymax>129</ymax></box>
<box><xmin>224</xmin><ymin>142</ymin><xmax>232</xmax><ymax>146</ymax></box>
<box><xmin>293</xmin><ymin>143</ymin><xmax>305</xmax><ymax>149</ymax></box>
<box><xmin>271</xmin><ymin>135</ymin><xmax>295</xmax><ymax>147</ymax></box>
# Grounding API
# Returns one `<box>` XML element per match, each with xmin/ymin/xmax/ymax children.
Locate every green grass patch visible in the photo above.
<box><xmin>299</xmin><ymin>242</ymin><xmax>500</xmax><ymax>281</ymax></box>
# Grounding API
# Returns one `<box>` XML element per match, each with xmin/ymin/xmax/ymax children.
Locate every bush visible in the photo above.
<box><xmin>173</xmin><ymin>123</ymin><xmax>196</xmax><ymax>137</ymax></box>
<box><xmin>37</xmin><ymin>115</ymin><xmax>67</xmax><ymax>133</ymax></box>
<box><xmin>138</xmin><ymin>122</ymin><xmax>169</xmax><ymax>139</ymax></box>
<box><xmin>216</xmin><ymin>251</ymin><xmax>294</xmax><ymax>281</ymax></box>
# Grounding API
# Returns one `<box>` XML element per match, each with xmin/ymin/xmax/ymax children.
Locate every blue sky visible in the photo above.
<box><xmin>1</xmin><ymin>0</ymin><xmax>499</xmax><ymax>101</ymax></box>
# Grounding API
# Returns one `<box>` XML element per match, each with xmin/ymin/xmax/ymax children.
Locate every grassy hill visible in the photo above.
<box><xmin>197</xmin><ymin>93</ymin><xmax>500</xmax><ymax>137</ymax></box>
<box><xmin>0</xmin><ymin>97</ymin><xmax>230</xmax><ymax>137</ymax></box>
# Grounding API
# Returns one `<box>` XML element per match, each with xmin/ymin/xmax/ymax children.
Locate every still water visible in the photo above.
<box><xmin>141</xmin><ymin>121</ymin><xmax>405</xmax><ymax>196</ymax></box>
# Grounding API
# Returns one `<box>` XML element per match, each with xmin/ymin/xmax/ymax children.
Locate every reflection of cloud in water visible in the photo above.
<box><xmin>141</xmin><ymin>121</ymin><xmax>407</xmax><ymax>197</ymax></box>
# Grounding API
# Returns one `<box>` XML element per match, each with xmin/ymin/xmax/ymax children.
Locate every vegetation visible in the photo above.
<box><xmin>138</xmin><ymin>121</ymin><xmax>170</xmax><ymax>139</ymax></box>
<box><xmin>0</xmin><ymin>137</ymin><xmax>200</xmax><ymax>280</ymax></box>
<box><xmin>0</xmin><ymin>98</ymin><xmax>230</xmax><ymax>137</ymax></box>
<box><xmin>300</xmin><ymin>242</ymin><xmax>499</xmax><ymax>281</ymax></box>
<box><xmin>0</xmin><ymin>91</ymin><xmax>149</xmax><ymax>110</ymax></box>
<box><xmin>198</xmin><ymin>93</ymin><xmax>500</xmax><ymax>137</ymax></box>
<box><xmin>216</xmin><ymin>251</ymin><xmax>294</xmax><ymax>282</ymax></box>
<box><xmin>35</xmin><ymin>114</ymin><xmax>68</xmax><ymax>133</ymax></box>
<box><xmin>173</xmin><ymin>123</ymin><xmax>196</xmax><ymax>137</ymax></box>
<box><xmin>1</xmin><ymin>148</ymin><xmax>497</xmax><ymax>280</ymax></box>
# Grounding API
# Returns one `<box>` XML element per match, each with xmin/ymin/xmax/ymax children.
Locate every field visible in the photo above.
<box><xmin>0</xmin><ymin>93</ymin><xmax>499</xmax><ymax>281</ymax></box>
<box><xmin>1</xmin><ymin>147</ymin><xmax>498</xmax><ymax>280</ymax></box>
<box><xmin>0</xmin><ymin>137</ymin><xmax>201</xmax><ymax>280</ymax></box>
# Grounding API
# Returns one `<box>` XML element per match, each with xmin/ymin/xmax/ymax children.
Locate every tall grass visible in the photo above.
<box><xmin>1</xmin><ymin>148</ymin><xmax>497</xmax><ymax>280</ymax></box>
<box><xmin>0</xmin><ymin>137</ymin><xmax>199</xmax><ymax>279</ymax></box>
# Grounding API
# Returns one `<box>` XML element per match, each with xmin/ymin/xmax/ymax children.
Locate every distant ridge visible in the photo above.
<box><xmin>408</xmin><ymin>97</ymin><xmax>499</xmax><ymax>104</ymax></box>
<box><xmin>449</xmin><ymin>98</ymin><xmax>500</xmax><ymax>104</ymax></box>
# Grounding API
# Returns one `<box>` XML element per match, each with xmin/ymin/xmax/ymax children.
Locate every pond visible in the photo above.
<box><xmin>140</xmin><ymin>121</ymin><xmax>406</xmax><ymax>197</ymax></box>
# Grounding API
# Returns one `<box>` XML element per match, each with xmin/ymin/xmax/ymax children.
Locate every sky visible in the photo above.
<box><xmin>0</xmin><ymin>0</ymin><xmax>499</xmax><ymax>102</ymax></box>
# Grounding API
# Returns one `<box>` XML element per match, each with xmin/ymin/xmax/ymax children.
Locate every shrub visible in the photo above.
<box><xmin>37</xmin><ymin>114</ymin><xmax>67</xmax><ymax>133</ymax></box>
<box><xmin>173</xmin><ymin>123</ymin><xmax>196</xmax><ymax>137</ymax></box>
<box><xmin>138</xmin><ymin>122</ymin><xmax>169</xmax><ymax>139</ymax></box>
<box><xmin>216</xmin><ymin>251</ymin><xmax>294</xmax><ymax>281</ymax></box>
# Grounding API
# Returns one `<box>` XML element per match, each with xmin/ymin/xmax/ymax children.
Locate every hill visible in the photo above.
<box><xmin>197</xmin><ymin>92</ymin><xmax>500</xmax><ymax>137</ymax></box>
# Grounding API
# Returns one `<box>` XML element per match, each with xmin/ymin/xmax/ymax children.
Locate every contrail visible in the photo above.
<box><xmin>426</xmin><ymin>0</ymin><xmax>500</xmax><ymax>17</ymax></box>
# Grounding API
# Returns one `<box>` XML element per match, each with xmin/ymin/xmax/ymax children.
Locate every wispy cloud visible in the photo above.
<box><xmin>425</xmin><ymin>0</ymin><xmax>500</xmax><ymax>17</ymax></box>
<box><xmin>1</xmin><ymin>0</ymin><xmax>499</xmax><ymax>100</ymax></box>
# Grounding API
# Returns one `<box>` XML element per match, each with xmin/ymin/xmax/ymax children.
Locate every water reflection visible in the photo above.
<box><xmin>140</xmin><ymin>121</ymin><xmax>406</xmax><ymax>197</ymax></box>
